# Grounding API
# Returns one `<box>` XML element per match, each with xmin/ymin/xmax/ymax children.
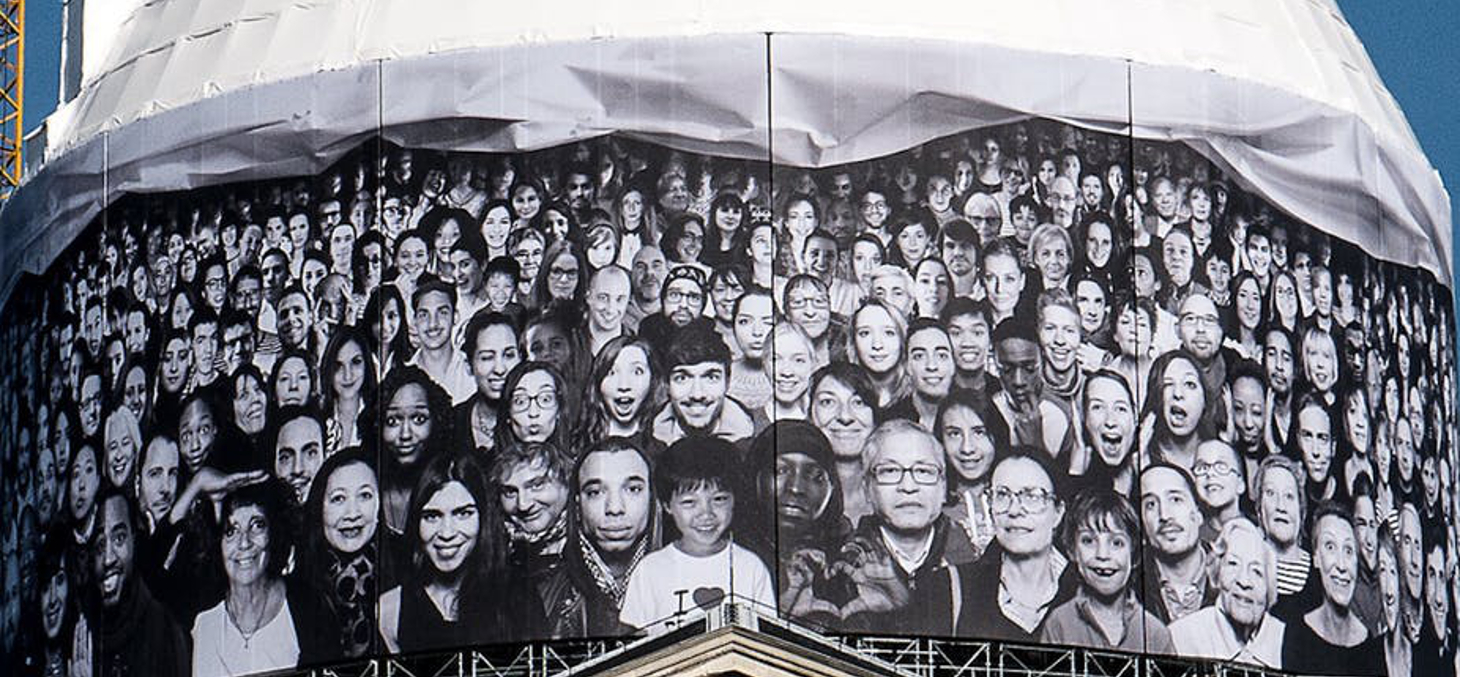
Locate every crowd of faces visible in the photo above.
<box><xmin>0</xmin><ymin>118</ymin><xmax>1453</xmax><ymax>677</ymax></box>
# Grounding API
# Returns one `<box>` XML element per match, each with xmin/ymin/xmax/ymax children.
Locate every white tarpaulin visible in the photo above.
<box><xmin>1</xmin><ymin>0</ymin><xmax>1449</xmax><ymax>301</ymax></box>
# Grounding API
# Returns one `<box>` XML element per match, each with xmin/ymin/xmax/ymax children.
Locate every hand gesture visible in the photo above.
<box><xmin>779</xmin><ymin>548</ymin><xmax>842</xmax><ymax>620</ymax></box>
<box><xmin>70</xmin><ymin>614</ymin><xmax>92</xmax><ymax>677</ymax></box>
<box><xmin>832</xmin><ymin>537</ymin><xmax>911</xmax><ymax>618</ymax></box>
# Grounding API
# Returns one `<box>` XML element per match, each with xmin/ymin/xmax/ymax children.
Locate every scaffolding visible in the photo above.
<box><xmin>282</xmin><ymin>601</ymin><xmax>1301</xmax><ymax>677</ymax></box>
<box><xmin>0</xmin><ymin>0</ymin><xmax>17</xmax><ymax>200</ymax></box>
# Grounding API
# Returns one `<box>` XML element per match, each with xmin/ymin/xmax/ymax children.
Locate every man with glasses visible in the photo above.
<box><xmin>1178</xmin><ymin>291</ymin><xmax>1233</xmax><ymax>418</ymax></box>
<box><xmin>638</xmin><ymin>266</ymin><xmax>712</xmax><ymax>358</ymax></box>
<box><xmin>1140</xmin><ymin>463</ymin><xmax>1216</xmax><ymax>623</ymax></box>
<box><xmin>858</xmin><ymin>188</ymin><xmax>892</xmax><ymax>240</ymax></box>
<box><xmin>836</xmin><ymin>419</ymin><xmax>972</xmax><ymax>634</ymax></box>
<box><xmin>1047</xmin><ymin>176</ymin><xmax>1079</xmax><ymax>229</ymax></box>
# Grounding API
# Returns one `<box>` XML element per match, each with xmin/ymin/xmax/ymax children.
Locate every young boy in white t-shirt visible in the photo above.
<box><xmin>619</xmin><ymin>435</ymin><xmax>774</xmax><ymax>632</ymax></box>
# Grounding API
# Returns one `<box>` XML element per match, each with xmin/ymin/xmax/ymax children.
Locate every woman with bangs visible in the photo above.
<box><xmin>707</xmin><ymin>265</ymin><xmax>748</xmax><ymax>357</ymax></box>
<box><xmin>783</xmin><ymin>274</ymin><xmax>846</xmax><ymax>367</ymax></box>
<box><xmin>378</xmin><ymin>450</ymin><xmax>545</xmax><ymax>653</ymax></box>
<box><xmin>846</xmin><ymin>299</ymin><xmax>911</xmax><ymax>409</ymax></box>
<box><xmin>1225</xmin><ymin>271</ymin><xmax>1265</xmax><ymax>360</ymax></box>
<box><xmin>578</xmin><ymin>337</ymin><xmax>662</xmax><ymax>450</ymax></box>
<box><xmin>703</xmin><ymin>192</ymin><xmax>748</xmax><ymax>269</ymax></box>
<box><xmin>583</xmin><ymin>222</ymin><xmax>620</xmax><ymax>273</ymax></box>
<box><xmin>1041</xmin><ymin>489</ymin><xmax>1174</xmax><ymax>652</ymax></box>
<box><xmin>1141</xmin><ymin>349</ymin><xmax>1214</xmax><ymax>472</ymax></box>
<box><xmin>937</xmin><ymin>389</ymin><xmax>1009</xmax><ymax>560</ymax></box>
<box><xmin>885</xmin><ymin>209</ymin><xmax>937</xmax><ymax>271</ymax></box>
<box><xmin>1267</xmin><ymin>269</ymin><xmax>1301</xmax><ymax>334</ymax></box>
<box><xmin>661</xmin><ymin>212</ymin><xmax>711</xmax><ymax>278</ymax></box>
<box><xmin>530</xmin><ymin>238</ymin><xmax>589</xmax><ymax>315</ymax></box>
<box><xmin>494</xmin><ymin>361</ymin><xmax>573</xmax><ymax>453</ymax></box>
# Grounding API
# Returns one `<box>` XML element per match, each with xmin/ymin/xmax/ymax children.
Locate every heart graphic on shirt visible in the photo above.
<box><xmin>692</xmin><ymin>586</ymin><xmax>725</xmax><ymax>610</ymax></box>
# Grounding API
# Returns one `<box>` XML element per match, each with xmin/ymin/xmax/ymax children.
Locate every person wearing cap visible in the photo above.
<box><xmin>940</xmin><ymin>218</ymin><xmax>983</xmax><ymax>299</ymax></box>
<box><xmin>990</xmin><ymin>314</ymin><xmax>1075</xmax><ymax>463</ymax></box>
<box><xmin>636</xmin><ymin>265</ymin><xmax>713</xmax><ymax>358</ymax></box>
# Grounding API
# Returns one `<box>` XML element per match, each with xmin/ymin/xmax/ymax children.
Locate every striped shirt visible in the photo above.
<box><xmin>1275</xmin><ymin>549</ymin><xmax>1311</xmax><ymax>596</ymax></box>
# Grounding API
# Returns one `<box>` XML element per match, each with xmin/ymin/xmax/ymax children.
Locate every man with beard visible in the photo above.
<box><xmin>541</xmin><ymin>439</ymin><xmax>656</xmax><ymax>637</ymax></box>
<box><xmin>270</xmin><ymin>406</ymin><xmax>325</xmax><ymax>506</ymax></box>
<box><xmin>563</xmin><ymin>164</ymin><xmax>598</xmax><ymax>221</ymax></box>
<box><xmin>585</xmin><ymin>266</ymin><xmax>632</xmax><ymax>356</ymax></box>
<box><xmin>1047</xmin><ymin>176</ymin><xmax>1079</xmax><ymax>229</ymax></box>
<box><xmin>453</xmin><ymin>311</ymin><xmax>522</xmax><ymax>452</ymax></box>
<box><xmin>624</xmin><ymin>245</ymin><xmax>667</xmax><ymax>331</ymax></box>
<box><xmin>990</xmin><ymin>315</ymin><xmax>1073</xmax><ymax>463</ymax></box>
<box><xmin>1139</xmin><ymin>463</ymin><xmax>1216</xmax><ymax>624</ymax></box>
<box><xmin>492</xmin><ymin>441</ymin><xmax>572</xmax><ymax>590</ymax></box>
<box><xmin>407</xmin><ymin>280</ymin><xmax>474</xmax><ymax>405</ymax></box>
<box><xmin>651</xmin><ymin>323</ymin><xmax>756</xmax><ymax>446</ymax></box>
<box><xmin>885</xmin><ymin>319</ymin><xmax>954</xmax><ymax>429</ymax></box>
<box><xmin>1169</xmin><ymin>518</ymin><xmax>1285</xmax><ymax>668</ymax></box>
<box><xmin>1176</xmin><ymin>292</ymin><xmax>1233</xmax><ymax>422</ymax></box>
<box><xmin>92</xmin><ymin>490</ymin><xmax>190</xmax><ymax>677</ymax></box>
<box><xmin>638</xmin><ymin>266</ymin><xmax>713</xmax><ymax>360</ymax></box>
<box><xmin>942</xmin><ymin>297</ymin><xmax>994</xmax><ymax>399</ymax></box>
<box><xmin>940</xmin><ymin>219</ymin><xmax>982</xmax><ymax>298</ymax></box>
<box><xmin>1263</xmin><ymin>326</ymin><xmax>1297</xmax><ymax>451</ymax></box>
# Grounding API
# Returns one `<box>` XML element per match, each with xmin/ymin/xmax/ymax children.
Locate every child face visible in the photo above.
<box><xmin>666</xmin><ymin>482</ymin><xmax>734</xmax><ymax>556</ymax></box>
<box><xmin>1075</xmin><ymin>522</ymin><xmax>1133</xmax><ymax>599</ymax></box>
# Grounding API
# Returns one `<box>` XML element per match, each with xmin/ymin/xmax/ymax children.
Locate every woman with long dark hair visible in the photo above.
<box><xmin>529</xmin><ymin>238</ymin><xmax>587</xmax><ymax>313</ymax></box>
<box><xmin>377</xmin><ymin>365</ymin><xmax>453</xmax><ymax>536</ymax></box>
<box><xmin>1141</xmin><ymin>349</ymin><xmax>1214</xmax><ymax>471</ymax></box>
<box><xmin>577</xmin><ymin>337</ymin><xmax>661</xmax><ymax>449</ymax></box>
<box><xmin>362</xmin><ymin>285</ymin><xmax>410</xmax><ymax>373</ymax></box>
<box><xmin>320</xmin><ymin>326</ymin><xmax>376</xmax><ymax>454</ymax></box>
<box><xmin>295</xmin><ymin>449</ymin><xmax>383</xmax><ymax>663</ymax></box>
<box><xmin>378</xmin><ymin>450</ymin><xmax>545</xmax><ymax>653</ymax></box>
<box><xmin>494</xmin><ymin>361</ymin><xmax>574</xmax><ymax>452</ymax></box>
<box><xmin>703</xmin><ymin>192</ymin><xmax>747</xmax><ymax>268</ymax></box>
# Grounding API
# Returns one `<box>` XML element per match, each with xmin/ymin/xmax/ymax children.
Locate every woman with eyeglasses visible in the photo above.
<box><xmin>494</xmin><ymin>361</ymin><xmax>571</xmax><ymax>452</ymax></box>
<box><xmin>956</xmin><ymin>450</ymin><xmax>1078</xmax><ymax>643</ymax></box>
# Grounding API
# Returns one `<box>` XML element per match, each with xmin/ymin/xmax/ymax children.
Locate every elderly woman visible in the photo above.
<box><xmin>1280</xmin><ymin>502</ymin><xmax>1385</xmax><ymax>675</ymax></box>
<box><xmin>1254</xmin><ymin>455</ymin><xmax>1310</xmax><ymax>600</ymax></box>
<box><xmin>378</xmin><ymin>450</ymin><xmax>545</xmax><ymax>653</ymax></box>
<box><xmin>1041</xmin><ymin>489</ymin><xmax>1174</xmax><ymax>652</ymax></box>
<box><xmin>103</xmin><ymin>407</ymin><xmax>142</xmax><ymax>490</ymax></box>
<box><xmin>190</xmin><ymin>480</ymin><xmax>324</xmax><ymax>675</ymax></box>
<box><xmin>956</xmin><ymin>450</ymin><xmax>1079</xmax><ymax>642</ymax></box>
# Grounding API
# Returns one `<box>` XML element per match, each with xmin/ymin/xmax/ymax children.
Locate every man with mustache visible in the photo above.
<box><xmin>1169</xmin><ymin>518</ymin><xmax>1285</xmax><ymax>669</ymax></box>
<box><xmin>1262</xmin><ymin>326</ymin><xmax>1297</xmax><ymax>451</ymax></box>
<box><xmin>1139</xmin><ymin>463</ymin><xmax>1214</xmax><ymax>624</ymax></box>
<box><xmin>940</xmin><ymin>219</ymin><xmax>982</xmax><ymax>299</ymax></box>
<box><xmin>637</xmin><ymin>265</ymin><xmax>713</xmax><ymax>358</ymax></box>
<box><xmin>990</xmin><ymin>315</ymin><xmax>1074</xmax><ymax>463</ymax></box>
<box><xmin>407</xmin><ymin>280</ymin><xmax>475</xmax><ymax>405</ymax></box>
<box><xmin>270</xmin><ymin>406</ymin><xmax>325</xmax><ymax>506</ymax></box>
<box><xmin>651</xmin><ymin>323</ymin><xmax>757</xmax><ymax>446</ymax></box>
<box><xmin>541</xmin><ymin>439</ymin><xmax>657</xmax><ymax>637</ymax></box>
<box><xmin>92</xmin><ymin>490</ymin><xmax>190</xmax><ymax>677</ymax></box>
<box><xmin>624</xmin><ymin>245</ymin><xmax>667</xmax><ymax>332</ymax></box>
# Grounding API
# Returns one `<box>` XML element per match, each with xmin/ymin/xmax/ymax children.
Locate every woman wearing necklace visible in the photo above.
<box><xmin>190</xmin><ymin>480</ymin><xmax>324</xmax><ymax>676</ymax></box>
<box><xmin>378</xmin><ymin>450</ymin><xmax>546</xmax><ymax>653</ymax></box>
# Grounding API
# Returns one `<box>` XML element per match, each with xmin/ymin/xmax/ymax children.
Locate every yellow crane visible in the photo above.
<box><xmin>0</xmin><ymin>0</ymin><xmax>20</xmax><ymax>202</ymax></box>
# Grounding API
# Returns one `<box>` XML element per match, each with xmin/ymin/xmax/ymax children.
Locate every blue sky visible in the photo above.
<box><xmin>18</xmin><ymin>3</ymin><xmax>1460</xmax><ymax>278</ymax></box>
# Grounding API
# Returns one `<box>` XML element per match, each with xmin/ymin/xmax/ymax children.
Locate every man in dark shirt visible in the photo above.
<box><xmin>94</xmin><ymin>490</ymin><xmax>190</xmax><ymax>677</ymax></box>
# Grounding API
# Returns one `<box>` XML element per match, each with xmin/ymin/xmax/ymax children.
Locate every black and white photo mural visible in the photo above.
<box><xmin>0</xmin><ymin>117</ymin><xmax>1453</xmax><ymax>677</ymax></box>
